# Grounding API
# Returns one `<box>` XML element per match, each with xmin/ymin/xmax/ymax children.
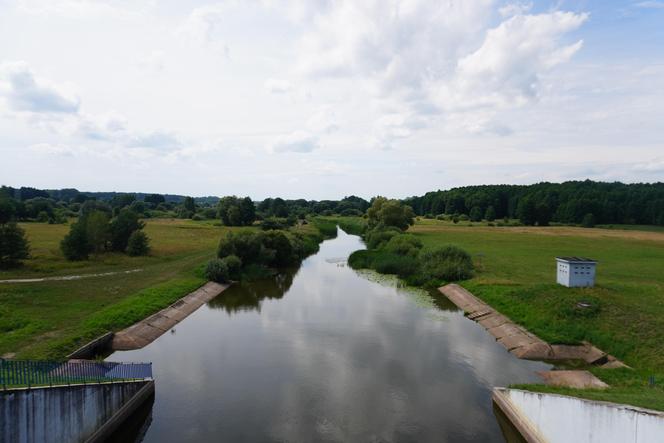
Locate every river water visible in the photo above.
<box><xmin>110</xmin><ymin>228</ymin><xmax>549</xmax><ymax>442</ymax></box>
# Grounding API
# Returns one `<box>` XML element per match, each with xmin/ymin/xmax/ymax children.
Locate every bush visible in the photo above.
<box><xmin>383</xmin><ymin>234</ymin><xmax>423</xmax><ymax>257</ymax></box>
<box><xmin>109</xmin><ymin>209</ymin><xmax>144</xmax><ymax>252</ymax></box>
<box><xmin>311</xmin><ymin>219</ymin><xmax>337</xmax><ymax>238</ymax></box>
<box><xmin>191</xmin><ymin>214</ymin><xmax>204</xmax><ymax>221</ymax></box>
<box><xmin>261</xmin><ymin>217</ymin><xmax>288</xmax><ymax>231</ymax></box>
<box><xmin>365</xmin><ymin>227</ymin><xmax>401</xmax><ymax>249</ymax></box>
<box><xmin>372</xmin><ymin>253</ymin><xmax>420</xmax><ymax>278</ymax></box>
<box><xmin>127</xmin><ymin>230</ymin><xmax>150</xmax><ymax>256</ymax></box>
<box><xmin>0</xmin><ymin>222</ymin><xmax>30</xmax><ymax>268</ymax></box>
<box><xmin>61</xmin><ymin>221</ymin><xmax>90</xmax><ymax>260</ymax></box>
<box><xmin>348</xmin><ymin>250</ymin><xmax>375</xmax><ymax>269</ymax></box>
<box><xmin>205</xmin><ymin>258</ymin><xmax>230</xmax><ymax>283</ymax></box>
<box><xmin>419</xmin><ymin>245</ymin><xmax>474</xmax><ymax>282</ymax></box>
<box><xmin>222</xmin><ymin>255</ymin><xmax>242</xmax><ymax>280</ymax></box>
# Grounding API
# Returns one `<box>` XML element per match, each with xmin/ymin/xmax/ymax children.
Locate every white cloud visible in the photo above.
<box><xmin>430</xmin><ymin>11</ymin><xmax>587</xmax><ymax>112</ymax></box>
<box><xmin>264</xmin><ymin>78</ymin><xmax>292</xmax><ymax>94</ymax></box>
<box><xmin>269</xmin><ymin>131</ymin><xmax>319</xmax><ymax>153</ymax></box>
<box><xmin>128</xmin><ymin>131</ymin><xmax>182</xmax><ymax>150</ymax></box>
<box><xmin>16</xmin><ymin>0</ymin><xmax>144</xmax><ymax>19</ymax></box>
<box><xmin>634</xmin><ymin>1</ymin><xmax>664</xmax><ymax>9</ymax></box>
<box><xmin>78</xmin><ymin>112</ymin><xmax>128</xmax><ymax>140</ymax></box>
<box><xmin>306</xmin><ymin>107</ymin><xmax>339</xmax><ymax>133</ymax></box>
<box><xmin>178</xmin><ymin>3</ymin><xmax>230</xmax><ymax>56</ymax></box>
<box><xmin>499</xmin><ymin>2</ymin><xmax>533</xmax><ymax>17</ymax></box>
<box><xmin>29</xmin><ymin>142</ymin><xmax>77</xmax><ymax>156</ymax></box>
<box><xmin>633</xmin><ymin>158</ymin><xmax>664</xmax><ymax>173</ymax></box>
<box><xmin>0</xmin><ymin>61</ymin><xmax>80</xmax><ymax>114</ymax></box>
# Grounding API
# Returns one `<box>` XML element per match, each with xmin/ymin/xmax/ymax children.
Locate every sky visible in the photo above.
<box><xmin>0</xmin><ymin>0</ymin><xmax>663</xmax><ymax>200</ymax></box>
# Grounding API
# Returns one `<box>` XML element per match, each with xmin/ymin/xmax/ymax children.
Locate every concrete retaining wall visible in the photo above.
<box><xmin>1</xmin><ymin>380</ymin><xmax>154</xmax><ymax>443</ymax></box>
<box><xmin>494</xmin><ymin>388</ymin><xmax>664</xmax><ymax>443</ymax></box>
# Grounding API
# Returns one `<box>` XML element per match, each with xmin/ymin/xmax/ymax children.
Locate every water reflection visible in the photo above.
<box><xmin>111</xmin><ymin>229</ymin><xmax>550</xmax><ymax>442</ymax></box>
<box><xmin>208</xmin><ymin>271</ymin><xmax>294</xmax><ymax>314</ymax></box>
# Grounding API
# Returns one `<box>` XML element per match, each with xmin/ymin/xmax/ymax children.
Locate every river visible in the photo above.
<box><xmin>110</xmin><ymin>228</ymin><xmax>549</xmax><ymax>442</ymax></box>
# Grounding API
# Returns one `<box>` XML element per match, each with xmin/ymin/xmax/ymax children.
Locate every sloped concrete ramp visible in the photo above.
<box><xmin>112</xmin><ymin>282</ymin><xmax>228</xmax><ymax>350</ymax></box>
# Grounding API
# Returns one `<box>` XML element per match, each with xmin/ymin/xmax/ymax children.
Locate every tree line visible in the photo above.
<box><xmin>404</xmin><ymin>180</ymin><xmax>664</xmax><ymax>226</ymax></box>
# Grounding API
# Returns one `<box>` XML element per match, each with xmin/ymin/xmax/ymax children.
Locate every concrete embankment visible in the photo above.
<box><xmin>438</xmin><ymin>284</ymin><xmax>624</xmax><ymax>367</ymax></box>
<box><xmin>112</xmin><ymin>281</ymin><xmax>228</xmax><ymax>350</ymax></box>
<box><xmin>1</xmin><ymin>380</ymin><xmax>154</xmax><ymax>443</ymax></box>
<box><xmin>493</xmin><ymin>388</ymin><xmax>664</xmax><ymax>443</ymax></box>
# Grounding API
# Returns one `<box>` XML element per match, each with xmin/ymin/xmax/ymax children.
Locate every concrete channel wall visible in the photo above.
<box><xmin>494</xmin><ymin>388</ymin><xmax>664</xmax><ymax>443</ymax></box>
<box><xmin>1</xmin><ymin>380</ymin><xmax>154</xmax><ymax>443</ymax></box>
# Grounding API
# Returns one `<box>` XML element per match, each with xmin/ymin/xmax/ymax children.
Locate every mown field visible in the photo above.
<box><xmin>0</xmin><ymin>219</ymin><xmax>250</xmax><ymax>359</ymax></box>
<box><xmin>405</xmin><ymin>218</ymin><xmax>664</xmax><ymax>410</ymax></box>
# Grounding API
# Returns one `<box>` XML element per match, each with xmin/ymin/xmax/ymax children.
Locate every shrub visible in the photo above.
<box><xmin>383</xmin><ymin>234</ymin><xmax>423</xmax><ymax>257</ymax></box>
<box><xmin>221</xmin><ymin>255</ymin><xmax>242</xmax><ymax>280</ymax></box>
<box><xmin>348</xmin><ymin>250</ymin><xmax>375</xmax><ymax>269</ymax></box>
<box><xmin>0</xmin><ymin>223</ymin><xmax>30</xmax><ymax>268</ymax></box>
<box><xmin>261</xmin><ymin>230</ymin><xmax>295</xmax><ymax>267</ymax></box>
<box><xmin>311</xmin><ymin>219</ymin><xmax>337</xmax><ymax>238</ymax></box>
<box><xmin>61</xmin><ymin>221</ymin><xmax>90</xmax><ymax>260</ymax></box>
<box><xmin>372</xmin><ymin>253</ymin><xmax>420</xmax><ymax>278</ymax></box>
<box><xmin>365</xmin><ymin>227</ymin><xmax>400</xmax><ymax>249</ymax></box>
<box><xmin>261</xmin><ymin>217</ymin><xmax>288</xmax><ymax>231</ymax></box>
<box><xmin>419</xmin><ymin>245</ymin><xmax>474</xmax><ymax>282</ymax></box>
<box><xmin>217</xmin><ymin>231</ymin><xmax>263</xmax><ymax>264</ymax></box>
<box><xmin>127</xmin><ymin>230</ymin><xmax>150</xmax><ymax>256</ymax></box>
<box><xmin>191</xmin><ymin>214</ymin><xmax>204</xmax><ymax>221</ymax></box>
<box><xmin>109</xmin><ymin>208</ymin><xmax>144</xmax><ymax>252</ymax></box>
<box><xmin>205</xmin><ymin>258</ymin><xmax>229</xmax><ymax>283</ymax></box>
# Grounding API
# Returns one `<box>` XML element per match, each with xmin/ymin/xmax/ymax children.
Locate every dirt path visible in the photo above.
<box><xmin>0</xmin><ymin>269</ymin><xmax>143</xmax><ymax>284</ymax></box>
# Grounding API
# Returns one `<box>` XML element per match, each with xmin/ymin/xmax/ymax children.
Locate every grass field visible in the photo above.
<box><xmin>0</xmin><ymin>219</ymin><xmax>249</xmax><ymax>359</ymax></box>
<box><xmin>404</xmin><ymin>219</ymin><xmax>664</xmax><ymax>410</ymax></box>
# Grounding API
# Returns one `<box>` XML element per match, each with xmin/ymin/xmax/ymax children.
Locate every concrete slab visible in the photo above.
<box><xmin>487</xmin><ymin>323</ymin><xmax>526</xmax><ymax>340</ymax></box>
<box><xmin>477</xmin><ymin>313</ymin><xmax>510</xmax><ymax>329</ymax></box>
<box><xmin>145</xmin><ymin>313</ymin><xmax>176</xmax><ymax>332</ymax></box>
<box><xmin>511</xmin><ymin>342</ymin><xmax>554</xmax><ymax>360</ymax></box>
<box><xmin>111</xmin><ymin>282</ymin><xmax>229</xmax><ymax>351</ymax></box>
<box><xmin>498</xmin><ymin>333</ymin><xmax>540</xmax><ymax>351</ymax></box>
<box><xmin>537</xmin><ymin>370</ymin><xmax>609</xmax><ymax>389</ymax></box>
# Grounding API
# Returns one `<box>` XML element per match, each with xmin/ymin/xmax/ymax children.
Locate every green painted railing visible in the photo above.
<box><xmin>0</xmin><ymin>359</ymin><xmax>152</xmax><ymax>389</ymax></box>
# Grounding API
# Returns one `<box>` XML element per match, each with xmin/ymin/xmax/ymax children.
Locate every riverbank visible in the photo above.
<box><xmin>0</xmin><ymin>220</ymin><xmax>250</xmax><ymax>359</ymax></box>
<box><xmin>341</xmin><ymin>216</ymin><xmax>664</xmax><ymax>411</ymax></box>
<box><xmin>112</xmin><ymin>281</ymin><xmax>229</xmax><ymax>350</ymax></box>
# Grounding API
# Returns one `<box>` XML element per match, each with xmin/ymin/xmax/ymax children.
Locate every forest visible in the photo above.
<box><xmin>404</xmin><ymin>180</ymin><xmax>664</xmax><ymax>226</ymax></box>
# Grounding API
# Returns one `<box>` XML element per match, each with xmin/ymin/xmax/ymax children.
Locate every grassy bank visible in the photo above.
<box><xmin>1</xmin><ymin>219</ymin><xmax>333</xmax><ymax>359</ymax></box>
<box><xmin>344</xmin><ymin>217</ymin><xmax>664</xmax><ymax>410</ymax></box>
<box><xmin>0</xmin><ymin>219</ymin><xmax>248</xmax><ymax>359</ymax></box>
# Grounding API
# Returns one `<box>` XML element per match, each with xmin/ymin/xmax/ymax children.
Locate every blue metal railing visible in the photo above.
<box><xmin>1</xmin><ymin>359</ymin><xmax>152</xmax><ymax>389</ymax></box>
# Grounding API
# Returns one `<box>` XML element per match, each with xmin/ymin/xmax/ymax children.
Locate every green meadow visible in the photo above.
<box><xmin>0</xmin><ymin>219</ymin><xmax>249</xmax><ymax>359</ymax></box>
<box><xmin>405</xmin><ymin>219</ymin><xmax>664</xmax><ymax>410</ymax></box>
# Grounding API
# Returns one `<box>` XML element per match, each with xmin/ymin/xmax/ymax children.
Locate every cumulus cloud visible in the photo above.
<box><xmin>499</xmin><ymin>2</ymin><xmax>533</xmax><ymax>17</ymax></box>
<box><xmin>269</xmin><ymin>131</ymin><xmax>319</xmax><ymax>153</ymax></box>
<box><xmin>178</xmin><ymin>3</ymin><xmax>230</xmax><ymax>56</ymax></box>
<box><xmin>0</xmin><ymin>61</ymin><xmax>80</xmax><ymax>114</ymax></box>
<box><xmin>290</xmin><ymin>1</ymin><xmax>587</xmax><ymax>146</ymax></box>
<box><xmin>264</xmin><ymin>78</ymin><xmax>292</xmax><ymax>94</ymax></box>
<box><xmin>432</xmin><ymin>11</ymin><xmax>588</xmax><ymax>111</ymax></box>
